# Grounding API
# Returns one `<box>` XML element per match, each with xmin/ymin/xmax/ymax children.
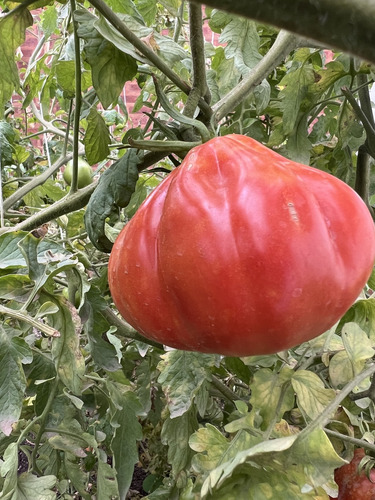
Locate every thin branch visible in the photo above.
<box><xmin>355</xmin><ymin>145</ymin><xmax>375</xmax><ymax>219</ymax></box>
<box><xmin>212</xmin><ymin>30</ymin><xmax>298</xmax><ymax>125</ymax></box>
<box><xmin>69</xmin><ymin>0</ymin><xmax>83</xmax><ymax>194</ymax></box>
<box><xmin>210</xmin><ymin>375</ymin><xmax>240</xmax><ymax>406</ymax></box>
<box><xmin>324</xmin><ymin>428</ymin><xmax>375</xmax><ymax>454</ymax></box>
<box><xmin>191</xmin><ymin>0</ymin><xmax>375</xmax><ymax>65</ymax></box>
<box><xmin>3</xmin><ymin>153</ymin><xmax>75</xmax><ymax>212</ymax></box>
<box><xmin>188</xmin><ymin>3</ymin><xmax>210</xmax><ymax>104</ymax></box>
<box><xmin>0</xmin><ymin>151</ymin><xmax>168</xmax><ymax>234</ymax></box>
<box><xmin>299</xmin><ymin>363</ymin><xmax>375</xmax><ymax>439</ymax></box>
<box><xmin>173</xmin><ymin>0</ymin><xmax>185</xmax><ymax>42</ymax></box>
<box><xmin>0</xmin><ymin>304</ymin><xmax>60</xmax><ymax>337</ymax></box>
<box><xmin>100</xmin><ymin>306</ymin><xmax>164</xmax><ymax>349</ymax></box>
<box><xmin>30</xmin><ymin>101</ymin><xmax>79</xmax><ymax>145</ymax></box>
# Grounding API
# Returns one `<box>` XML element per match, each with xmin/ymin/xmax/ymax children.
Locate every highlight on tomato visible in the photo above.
<box><xmin>108</xmin><ymin>135</ymin><xmax>375</xmax><ymax>357</ymax></box>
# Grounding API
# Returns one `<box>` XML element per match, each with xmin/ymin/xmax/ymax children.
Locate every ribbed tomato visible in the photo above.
<box><xmin>108</xmin><ymin>135</ymin><xmax>375</xmax><ymax>356</ymax></box>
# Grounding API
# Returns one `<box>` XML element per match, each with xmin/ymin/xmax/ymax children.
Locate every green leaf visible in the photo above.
<box><xmin>40</xmin><ymin>4</ymin><xmax>58</xmax><ymax>37</ymax></box>
<box><xmin>0</xmin><ymin>231</ymin><xmax>73</xmax><ymax>270</ymax></box>
<box><xmin>15</xmin><ymin>473</ymin><xmax>57</xmax><ymax>500</ymax></box>
<box><xmin>342</xmin><ymin>322</ymin><xmax>374</xmax><ymax>369</ymax></box>
<box><xmin>368</xmin><ymin>269</ymin><xmax>375</xmax><ymax>290</ymax></box>
<box><xmin>158</xmin><ymin>0</ymin><xmax>180</xmax><ymax>16</ymax></box>
<box><xmin>64</xmin><ymin>453</ymin><xmax>90</xmax><ymax>500</ymax></box>
<box><xmin>103</xmin><ymin>0</ymin><xmax>141</xmax><ymax>17</ymax></box>
<box><xmin>0</xmin><ymin>327</ymin><xmax>28</xmax><ymax>435</ymax></box>
<box><xmin>289</xmin><ymin>428</ymin><xmax>346</xmax><ymax>488</ymax></box>
<box><xmin>189</xmin><ymin>423</ymin><xmax>231</xmax><ymax>473</ymax></box>
<box><xmin>329</xmin><ymin>350</ymin><xmax>353</xmax><ymax>388</ymax></box>
<box><xmin>94</xmin><ymin>13</ymin><xmax>187</xmax><ymax>67</ymax></box>
<box><xmin>279</xmin><ymin>62</ymin><xmax>315</xmax><ymax>135</ymax></box>
<box><xmin>338</xmin><ymin>100</ymin><xmax>365</xmax><ymax>150</ymax></box>
<box><xmin>157</xmin><ymin>351</ymin><xmax>215</xmax><ymax>418</ymax></box>
<box><xmin>76</xmin><ymin>10</ymin><xmax>137</xmax><ymax>108</ymax></box>
<box><xmin>0</xmin><ymin>121</ymin><xmax>15</xmax><ymax>164</ymax></box>
<box><xmin>84</xmin><ymin>149</ymin><xmax>140</xmax><ymax>252</ymax></box>
<box><xmin>84</xmin><ymin>107</ymin><xmax>111</xmax><ymax>165</ymax></box>
<box><xmin>97</xmin><ymin>460</ymin><xmax>119</xmax><ymax>500</ymax></box>
<box><xmin>309</xmin><ymin>60</ymin><xmax>347</xmax><ymax>95</ymax></box>
<box><xmin>285</xmin><ymin>115</ymin><xmax>312</xmax><ymax>165</ymax></box>
<box><xmin>111</xmin><ymin>391</ymin><xmax>143</xmax><ymax>498</ymax></box>
<box><xmin>85</xmin><ymin>288</ymin><xmax>122</xmax><ymax>371</ymax></box>
<box><xmin>125</xmin><ymin>173</ymin><xmax>161</xmax><ymax>218</ymax></box>
<box><xmin>329</xmin><ymin>322</ymin><xmax>374</xmax><ymax>388</ymax></box>
<box><xmin>211</xmin><ymin>46</ymin><xmax>241</xmax><ymax>98</ymax></box>
<box><xmin>220</xmin><ymin>18</ymin><xmax>261</xmax><ymax>76</ymax></box>
<box><xmin>0</xmin><ymin>443</ymin><xmax>18</xmax><ymax>496</ymax></box>
<box><xmin>291</xmin><ymin>370</ymin><xmax>335</xmax><ymax>420</ymax></box>
<box><xmin>0</xmin><ymin>9</ymin><xmax>33</xmax><ymax>111</ymax></box>
<box><xmin>136</xmin><ymin>0</ymin><xmax>158</xmax><ymax>25</ymax></box>
<box><xmin>0</xmin><ymin>275</ymin><xmax>32</xmax><ymax>301</ymax></box>
<box><xmin>50</xmin><ymin>299</ymin><xmax>85</xmax><ymax>395</ymax></box>
<box><xmin>201</xmin><ymin>435</ymin><xmax>297</xmax><ymax>496</ymax></box>
<box><xmin>161</xmin><ymin>409</ymin><xmax>198</xmax><ymax>476</ymax></box>
<box><xmin>250</xmin><ymin>367</ymin><xmax>294</xmax><ymax>429</ymax></box>
<box><xmin>49</xmin><ymin>434</ymin><xmax>87</xmax><ymax>457</ymax></box>
<box><xmin>340</xmin><ymin>298</ymin><xmax>375</xmax><ymax>341</ymax></box>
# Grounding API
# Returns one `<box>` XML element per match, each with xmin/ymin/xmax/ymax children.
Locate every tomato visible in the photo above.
<box><xmin>63</xmin><ymin>158</ymin><xmax>93</xmax><ymax>188</ymax></box>
<box><xmin>331</xmin><ymin>448</ymin><xmax>375</xmax><ymax>499</ymax></box>
<box><xmin>108</xmin><ymin>135</ymin><xmax>375</xmax><ymax>356</ymax></box>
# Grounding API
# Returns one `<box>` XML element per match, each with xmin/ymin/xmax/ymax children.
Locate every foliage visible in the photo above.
<box><xmin>0</xmin><ymin>0</ymin><xmax>374</xmax><ymax>499</ymax></box>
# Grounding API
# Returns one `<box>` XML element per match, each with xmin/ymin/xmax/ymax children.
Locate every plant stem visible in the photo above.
<box><xmin>30</xmin><ymin>376</ymin><xmax>60</xmax><ymax>474</ymax></box>
<box><xmin>0</xmin><ymin>151</ymin><xmax>168</xmax><ymax>234</ymax></box>
<box><xmin>190</xmin><ymin>0</ymin><xmax>375</xmax><ymax>65</ymax></box>
<box><xmin>100</xmin><ymin>306</ymin><xmax>164</xmax><ymax>349</ymax></box>
<box><xmin>70</xmin><ymin>0</ymin><xmax>83</xmax><ymax>194</ymax></box>
<box><xmin>299</xmin><ymin>363</ymin><xmax>375</xmax><ymax>440</ymax></box>
<box><xmin>210</xmin><ymin>375</ymin><xmax>240</xmax><ymax>405</ymax></box>
<box><xmin>324</xmin><ymin>428</ymin><xmax>375</xmax><ymax>454</ymax></box>
<box><xmin>213</xmin><ymin>30</ymin><xmax>298</xmax><ymax>125</ymax></box>
<box><xmin>87</xmin><ymin>0</ymin><xmax>210</xmax><ymax>119</ymax></box>
<box><xmin>129</xmin><ymin>138</ymin><xmax>200</xmax><ymax>153</ymax></box>
<box><xmin>0</xmin><ymin>304</ymin><xmax>59</xmax><ymax>337</ymax></box>
<box><xmin>173</xmin><ymin>0</ymin><xmax>185</xmax><ymax>42</ymax></box>
<box><xmin>355</xmin><ymin>145</ymin><xmax>375</xmax><ymax>219</ymax></box>
<box><xmin>2</xmin><ymin>153</ymin><xmax>74</xmax><ymax>212</ymax></box>
<box><xmin>187</xmin><ymin>3</ymin><xmax>210</xmax><ymax>105</ymax></box>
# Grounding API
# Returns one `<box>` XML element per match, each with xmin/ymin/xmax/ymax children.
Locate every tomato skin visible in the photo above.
<box><xmin>108</xmin><ymin>135</ymin><xmax>375</xmax><ymax>356</ymax></box>
<box><xmin>63</xmin><ymin>158</ymin><xmax>93</xmax><ymax>189</ymax></box>
<box><xmin>331</xmin><ymin>448</ymin><xmax>375</xmax><ymax>499</ymax></box>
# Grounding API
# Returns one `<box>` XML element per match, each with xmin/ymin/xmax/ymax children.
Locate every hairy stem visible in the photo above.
<box><xmin>355</xmin><ymin>145</ymin><xmax>375</xmax><ymax>219</ymax></box>
<box><xmin>188</xmin><ymin>3</ymin><xmax>210</xmax><ymax>104</ymax></box>
<box><xmin>191</xmin><ymin>0</ymin><xmax>375</xmax><ymax>65</ymax></box>
<box><xmin>69</xmin><ymin>0</ymin><xmax>83</xmax><ymax>194</ymax></box>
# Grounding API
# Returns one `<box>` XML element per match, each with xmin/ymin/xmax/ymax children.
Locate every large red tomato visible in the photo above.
<box><xmin>331</xmin><ymin>448</ymin><xmax>375</xmax><ymax>499</ymax></box>
<box><xmin>108</xmin><ymin>135</ymin><xmax>375</xmax><ymax>356</ymax></box>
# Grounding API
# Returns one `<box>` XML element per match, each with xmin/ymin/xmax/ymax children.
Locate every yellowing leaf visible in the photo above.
<box><xmin>292</xmin><ymin>370</ymin><xmax>335</xmax><ymax>420</ymax></box>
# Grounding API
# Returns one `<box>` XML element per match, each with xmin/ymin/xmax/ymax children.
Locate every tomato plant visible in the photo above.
<box><xmin>63</xmin><ymin>158</ymin><xmax>93</xmax><ymax>188</ymax></box>
<box><xmin>108</xmin><ymin>135</ymin><xmax>375</xmax><ymax>356</ymax></box>
<box><xmin>2</xmin><ymin>1</ymin><xmax>375</xmax><ymax>498</ymax></box>
<box><xmin>331</xmin><ymin>448</ymin><xmax>375</xmax><ymax>499</ymax></box>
